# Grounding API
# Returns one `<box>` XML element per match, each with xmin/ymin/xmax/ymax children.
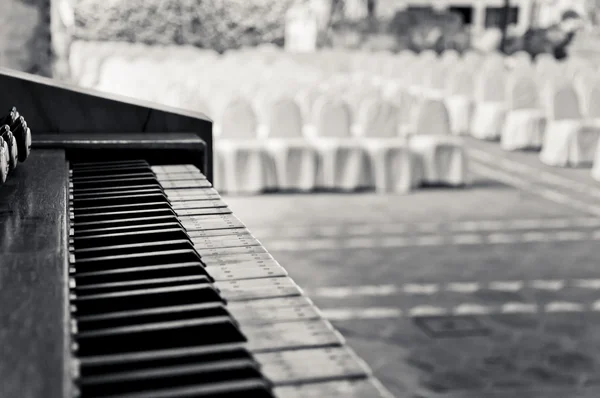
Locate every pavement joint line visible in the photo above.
<box><xmin>263</xmin><ymin>229</ymin><xmax>600</xmax><ymax>251</ymax></box>
<box><xmin>469</xmin><ymin>161</ymin><xmax>600</xmax><ymax>217</ymax></box>
<box><xmin>319</xmin><ymin>300</ymin><xmax>600</xmax><ymax>320</ymax></box>
<box><xmin>248</xmin><ymin>217</ymin><xmax>600</xmax><ymax>238</ymax></box>
<box><xmin>308</xmin><ymin>278</ymin><xmax>600</xmax><ymax>298</ymax></box>
<box><xmin>467</xmin><ymin>147</ymin><xmax>600</xmax><ymax>199</ymax></box>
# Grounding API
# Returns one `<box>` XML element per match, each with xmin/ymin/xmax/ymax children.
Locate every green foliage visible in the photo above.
<box><xmin>502</xmin><ymin>27</ymin><xmax>577</xmax><ymax>59</ymax></box>
<box><xmin>387</xmin><ymin>8</ymin><xmax>470</xmax><ymax>53</ymax></box>
<box><xmin>74</xmin><ymin>0</ymin><xmax>295</xmax><ymax>52</ymax></box>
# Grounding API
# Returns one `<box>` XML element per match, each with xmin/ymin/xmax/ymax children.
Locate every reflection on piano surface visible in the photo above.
<box><xmin>0</xmin><ymin>68</ymin><xmax>393</xmax><ymax>398</ymax></box>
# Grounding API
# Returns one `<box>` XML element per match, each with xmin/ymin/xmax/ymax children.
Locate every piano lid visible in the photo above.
<box><xmin>0</xmin><ymin>68</ymin><xmax>214</xmax><ymax>182</ymax></box>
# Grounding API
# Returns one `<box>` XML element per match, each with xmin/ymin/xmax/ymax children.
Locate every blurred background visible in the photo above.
<box><xmin>3</xmin><ymin>0</ymin><xmax>600</xmax><ymax>78</ymax></box>
<box><xmin>6</xmin><ymin>1</ymin><xmax>600</xmax><ymax>397</ymax></box>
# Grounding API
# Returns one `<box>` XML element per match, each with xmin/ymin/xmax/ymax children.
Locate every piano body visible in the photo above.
<box><xmin>0</xmin><ymin>68</ymin><xmax>393</xmax><ymax>398</ymax></box>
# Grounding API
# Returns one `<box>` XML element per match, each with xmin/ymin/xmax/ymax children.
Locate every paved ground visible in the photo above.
<box><xmin>224</xmin><ymin>137</ymin><xmax>600</xmax><ymax>398</ymax></box>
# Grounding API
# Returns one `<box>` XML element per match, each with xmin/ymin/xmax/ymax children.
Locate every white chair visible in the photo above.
<box><xmin>354</xmin><ymin>98</ymin><xmax>422</xmax><ymax>193</ymax></box>
<box><xmin>422</xmin><ymin>62</ymin><xmax>450</xmax><ymax>99</ymax></box>
<box><xmin>574</xmin><ymin>75</ymin><xmax>600</xmax><ymax>125</ymax></box>
<box><xmin>407</xmin><ymin>98</ymin><xmax>469</xmax><ymax>186</ymax></box>
<box><xmin>214</xmin><ymin>97</ymin><xmax>276</xmax><ymax>194</ymax></box>
<box><xmin>500</xmin><ymin>72</ymin><xmax>546</xmax><ymax>151</ymax></box>
<box><xmin>509</xmin><ymin>51</ymin><xmax>532</xmax><ymax>71</ymax></box>
<box><xmin>539</xmin><ymin>82</ymin><xmax>600</xmax><ymax>167</ymax></box>
<box><xmin>309</xmin><ymin>97</ymin><xmax>370</xmax><ymax>191</ymax></box>
<box><xmin>444</xmin><ymin>65</ymin><xmax>475</xmax><ymax>136</ymax></box>
<box><xmin>383</xmin><ymin>82</ymin><xmax>414</xmax><ymax>137</ymax></box>
<box><xmin>440</xmin><ymin>49</ymin><xmax>460</xmax><ymax>66</ymax></box>
<box><xmin>262</xmin><ymin>97</ymin><xmax>319</xmax><ymax>191</ymax></box>
<box><xmin>470</xmin><ymin>59</ymin><xmax>507</xmax><ymax>140</ymax></box>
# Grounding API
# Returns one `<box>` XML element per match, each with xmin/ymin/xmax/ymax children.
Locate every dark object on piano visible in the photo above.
<box><xmin>0</xmin><ymin>105</ymin><xmax>35</xmax><ymax>183</ymax></box>
<box><xmin>0</xmin><ymin>135</ymin><xmax>8</xmax><ymax>183</ymax></box>
<box><xmin>0</xmin><ymin>69</ymin><xmax>392</xmax><ymax>398</ymax></box>
<box><xmin>0</xmin><ymin>125</ymin><xmax>18</xmax><ymax>171</ymax></box>
<box><xmin>1</xmin><ymin>107</ymin><xmax>32</xmax><ymax>163</ymax></box>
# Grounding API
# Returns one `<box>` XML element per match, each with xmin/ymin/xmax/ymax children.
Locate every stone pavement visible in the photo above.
<box><xmin>336</xmin><ymin>311</ymin><xmax>600</xmax><ymax>398</ymax></box>
<box><xmin>223</xmin><ymin>138</ymin><xmax>600</xmax><ymax>397</ymax></box>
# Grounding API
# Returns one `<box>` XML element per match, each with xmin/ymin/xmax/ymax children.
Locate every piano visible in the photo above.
<box><xmin>0</xmin><ymin>68</ymin><xmax>393</xmax><ymax>398</ymax></box>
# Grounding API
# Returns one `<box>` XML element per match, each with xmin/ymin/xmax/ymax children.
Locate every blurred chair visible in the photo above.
<box><xmin>470</xmin><ymin>58</ymin><xmax>507</xmax><ymax>140</ymax></box>
<box><xmin>539</xmin><ymin>82</ymin><xmax>600</xmax><ymax>167</ymax></box>
<box><xmin>309</xmin><ymin>97</ymin><xmax>370</xmax><ymax>191</ymax></box>
<box><xmin>408</xmin><ymin>98</ymin><xmax>469</xmax><ymax>186</ymax></box>
<box><xmin>214</xmin><ymin>97</ymin><xmax>276</xmax><ymax>194</ymax></box>
<box><xmin>354</xmin><ymin>98</ymin><xmax>422</xmax><ymax>193</ymax></box>
<box><xmin>500</xmin><ymin>72</ymin><xmax>546</xmax><ymax>151</ymax></box>
<box><xmin>444</xmin><ymin>65</ymin><xmax>475</xmax><ymax>136</ymax></box>
<box><xmin>262</xmin><ymin>97</ymin><xmax>319</xmax><ymax>191</ymax></box>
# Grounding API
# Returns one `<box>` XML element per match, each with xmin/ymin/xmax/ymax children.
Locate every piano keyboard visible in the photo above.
<box><xmin>67</xmin><ymin>160</ymin><xmax>392</xmax><ymax>398</ymax></box>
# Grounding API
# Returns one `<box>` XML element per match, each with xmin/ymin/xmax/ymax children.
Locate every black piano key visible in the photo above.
<box><xmin>74</xmin><ymin>222</ymin><xmax>186</xmax><ymax>238</ymax></box>
<box><xmin>73</xmin><ymin>202</ymin><xmax>173</xmax><ymax>215</ymax></box>
<box><xmin>73</xmin><ymin>262</ymin><xmax>204</xmax><ymax>285</ymax></box>
<box><xmin>71</xmin><ymin>284</ymin><xmax>225</xmax><ymax>315</ymax></box>
<box><xmin>71</xmin><ymin>160</ymin><xmax>149</xmax><ymax>168</ymax></box>
<box><xmin>72</xmin><ymin>208</ymin><xmax>178</xmax><ymax>223</ymax></box>
<box><xmin>71</xmin><ymin>171</ymin><xmax>157</xmax><ymax>181</ymax></box>
<box><xmin>76</xmin><ymin>302</ymin><xmax>231</xmax><ymax>331</ymax></box>
<box><xmin>72</xmin><ymin>229</ymin><xmax>190</xmax><ymax>249</ymax></box>
<box><xmin>71</xmin><ymin>186</ymin><xmax>164</xmax><ymax>196</ymax></box>
<box><xmin>71</xmin><ymin>176</ymin><xmax>160</xmax><ymax>189</ymax></box>
<box><xmin>73</xmin><ymin>215</ymin><xmax>182</xmax><ymax>231</ymax></box>
<box><xmin>71</xmin><ymin>192</ymin><xmax>168</xmax><ymax>206</ymax></box>
<box><xmin>73</xmin><ymin>275</ymin><xmax>213</xmax><ymax>296</ymax></box>
<box><xmin>78</xmin><ymin>343</ymin><xmax>252</xmax><ymax>377</ymax></box>
<box><xmin>71</xmin><ymin>165</ymin><xmax>152</xmax><ymax>177</ymax></box>
<box><xmin>73</xmin><ymin>240</ymin><xmax>196</xmax><ymax>260</ymax></box>
<box><xmin>72</xmin><ymin>249</ymin><xmax>203</xmax><ymax>272</ymax></box>
<box><xmin>77</xmin><ymin>360</ymin><xmax>265</xmax><ymax>398</ymax></box>
<box><xmin>74</xmin><ymin>317</ymin><xmax>246</xmax><ymax>355</ymax></box>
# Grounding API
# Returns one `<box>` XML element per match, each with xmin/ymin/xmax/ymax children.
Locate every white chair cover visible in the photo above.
<box><xmin>263</xmin><ymin>97</ymin><xmax>318</xmax><ymax>191</ymax></box>
<box><xmin>501</xmin><ymin>72</ymin><xmax>546</xmax><ymax>151</ymax></box>
<box><xmin>444</xmin><ymin>65</ymin><xmax>474</xmax><ymax>135</ymax></box>
<box><xmin>408</xmin><ymin>98</ymin><xmax>469</xmax><ymax>186</ymax></box>
<box><xmin>470</xmin><ymin>59</ymin><xmax>507</xmax><ymax>140</ymax></box>
<box><xmin>354</xmin><ymin>98</ymin><xmax>422</xmax><ymax>193</ymax></box>
<box><xmin>214</xmin><ymin>97</ymin><xmax>276</xmax><ymax>194</ymax></box>
<box><xmin>309</xmin><ymin>97</ymin><xmax>370</xmax><ymax>191</ymax></box>
<box><xmin>540</xmin><ymin>83</ymin><xmax>600</xmax><ymax>167</ymax></box>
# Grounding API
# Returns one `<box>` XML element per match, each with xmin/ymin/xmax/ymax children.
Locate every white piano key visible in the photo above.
<box><xmin>153</xmin><ymin>171</ymin><xmax>207</xmax><ymax>180</ymax></box>
<box><xmin>200</xmin><ymin>251</ymin><xmax>274</xmax><ymax>264</ymax></box>
<box><xmin>255</xmin><ymin>347</ymin><xmax>369</xmax><ymax>385</ymax></box>
<box><xmin>175</xmin><ymin>207</ymin><xmax>232</xmax><ymax>217</ymax></box>
<box><xmin>151</xmin><ymin>165</ymin><xmax>199</xmax><ymax>173</ymax></box>
<box><xmin>274</xmin><ymin>379</ymin><xmax>389</xmax><ymax>398</ymax></box>
<box><xmin>164</xmin><ymin>188</ymin><xmax>220</xmax><ymax>200</ymax></box>
<box><xmin>160</xmin><ymin>179</ymin><xmax>212</xmax><ymax>189</ymax></box>
<box><xmin>168</xmin><ymin>193</ymin><xmax>222</xmax><ymax>201</ymax></box>
<box><xmin>197</xmin><ymin>245</ymin><xmax>268</xmax><ymax>257</ymax></box>
<box><xmin>216</xmin><ymin>277</ymin><xmax>302</xmax><ymax>301</ymax></box>
<box><xmin>170</xmin><ymin>199</ymin><xmax>228</xmax><ymax>210</ymax></box>
<box><xmin>227</xmin><ymin>296</ymin><xmax>314</xmax><ymax>311</ymax></box>
<box><xmin>209</xmin><ymin>262</ymin><xmax>288</xmax><ymax>281</ymax></box>
<box><xmin>186</xmin><ymin>228</ymin><xmax>255</xmax><ymax>239</ymax></box>
<box><xmin>231</xmin><ymin>301</ymin><xmax>320</xmax><ymax>325</ymax></box>
<box><xmin>244</xmin><ymin>320</ymin><xmax>344</xmax><ymax>352</ymax></box>
<box><xmin>179</xmin><ymin>214</ymin><xmax>245</xmax><ymax>231</ymax></box>
<box><xmin>191</xmin><ymin>234</ymin><xmax>259</xmax><ymax>249</ymax></box>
